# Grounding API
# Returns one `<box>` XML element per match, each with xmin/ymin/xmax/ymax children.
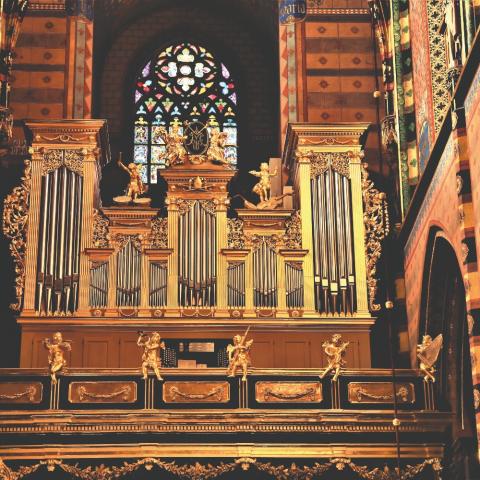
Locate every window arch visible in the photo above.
<box><xmin>133</xmin><ymin>41</ymin><xmax>238</xmax><ymax>183</ymax></box>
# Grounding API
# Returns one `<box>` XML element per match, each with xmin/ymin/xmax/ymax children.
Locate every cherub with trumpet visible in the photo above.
<box><xmin>43</xmin><ymin>331</ymin><xmax>72</xmax><ymax>384</ymax></box>
<box><xmin>117</xmin><ymin>152</ymin><xmax>148</xmax><ymax>201</ymax></box>
<box><xmin>137</xmin><ymin>331</ymin><xmax>165</xmax><ymax>381</ymax></box>
<box><xmin>226</xmin><ymin>326</ymin><xmax>253</xmax><ymax>382</ymax></box>
<box><xmin>320</xmin><ymin>334</ymin><xmax>349</xmax><ymax>382</ymax></box>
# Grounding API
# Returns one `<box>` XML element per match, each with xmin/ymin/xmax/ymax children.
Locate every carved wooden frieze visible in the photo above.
<box><xmin>163</xmin><ymin>381</ymin><xmax>230</xmax><ymax>403</ymax></box>
<box><xmin>68</xmin><ymin>381</ymin><xmax>137</xmax><ymax>404</ymax></box>
<box><xmin>255</xmin><ymin>382</ymin><xmax>322</xmax><ymax>403</ymax></box>
<box><xmin>0</xmin><ymin>382</ymin><xmax>43</xmax><ymax>404</ymax></box>
<box><xmin>348</xmin><ymin>382</ymin><xmax>415</xmax><ymax>404</ymax></box>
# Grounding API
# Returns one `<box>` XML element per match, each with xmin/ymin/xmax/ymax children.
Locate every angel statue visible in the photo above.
<box><xmin>117</xmin><ymin>152</ymin><xmax>148</xmax><ymax>201</ymax></box>
<box><xmin>137</xmin><ymin>331</ymin><xmax>165</xmax><ymax>381</ymax></box>
<box><xmin>226</xmin><ymin>326</ymin><xmax>253</xmax><ymax>382</ymax></box>
<box><xmin>158</xmin><ymin>125</ymin><xmax>188</xmax><ymax>166</ymax></box>
<box><xmin>43</xmin><ymin>332</ymin><xmax>72</xmax><ymax>384</ymax></box>
<box><xmin>249</xmin><ymin>162</ymin><xmax>277</xmax><ymax>204</ymax></box>
<box><xmin>207</xmin><ymin>127</ymin><xmax>229</xmax><ymax>165</ymax></box>
<box><xmin>417</xmin><ymin>334</ymin><xmax>443</xmax><ymax>382</ymax></box>
<box><xmin>320</xmin><ymin>334</ymin><xmax>350</xmax><ymax>382</ymax></box>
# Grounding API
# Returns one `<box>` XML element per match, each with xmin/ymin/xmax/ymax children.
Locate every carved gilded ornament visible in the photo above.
<box><xmin>361</xmin><ymin>163</ymin><xmax>390</xmax><ymax>312</ymax></box>
<box><xmin>43</xmin><ymin>332</ymin><xmax>72</xmax><ymax>385</ymax></box>
<box><xmin>284</xmin><ymin>211</ymin><xmax>302</xmax><ymax>249</ymax></box>
<box><xmin>320</xmin><ymin>334</ymin><xmax>349</xmax><ymax>382</ymax></box>
<box><xmin>42</xmin><ymin>148</ymin><xmax>85</xmax><ymax>176</ymax></box>
<box><xmin>92</xmin><ymin>209</ymin><xmax>110</xmax><ymax>248</ymax></box>
<box><xmin>227</xmin><ymin>218</ymin><xmax>245</xmax><ymax>249</ymax></box>
<box><xmin>2</xmin><ymin>159</ymin><xmax>31</xmax><ymax>310</ymax></box>
<box><xmin>113</xmin><ymin>233</ymin><xmax>142</xmax><ymax>251</ymax></box>
<box><xmin>0</xmin><ymin>456</ymin><xmax>441</xmax><ymax>480</ymax></box>
<box><xmin>417</xmin><ymin>334</ymin><xmax>443</xmax><ymax>382</ymax></box>
<box><xmin>150</xmin><ymin>217</ymin><xmax>168</xmax><ymax>248</ymax></box>
<box><xmin>245</xmin><ymin>233</ymin><xmax>282</xmax><ymax>252</ymax></box>
<box><xmin>297</xmin><ymin>150</ymin><xmax>350</xmax><ymax>178</ymax></box>
<box><xmin>176</xmin><ymin>198</ymin><xmax>216</xmax><ymax>215</ymax></box>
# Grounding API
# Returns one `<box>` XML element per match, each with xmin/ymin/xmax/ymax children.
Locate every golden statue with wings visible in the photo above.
<box><xmin>226</xmin><ymin>326</ymin><xmax>253</xmax><ymax>382</ymax></box>
<box><xmin>158</xmin><ymin>125</ymin><xmax>188</xmax><ymax>166</ymax></box>
<box><xmin>320</xmin><ymin>334</ymin><xmax>349</xmax><ymax>382</ymax></box>
<box><xmin>137</xmin><ymin>331</ymin><xmax>165</xmax><ymax>381</ymax></box>
<box><xmin>417</xmin><ymin>334</ymin><xmax>443</xmax><ymax>382</ymax></box>
<box><xmin>117</xmin><ymin>153</ymin><xmax>148</xmax><ymax>201</ymax></box>
<box><xmin>43</xmin><ymin>331</ymin><xmax>72</xmax><ymax>384</ymax></box>
<box><xmin>249</xmin><ymin>162</ymin><xmax>277</xmax><ymax>204</ymax></box>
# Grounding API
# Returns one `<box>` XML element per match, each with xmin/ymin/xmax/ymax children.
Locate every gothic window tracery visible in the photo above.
<box><xmin>133</xmin><ymin>42</ymin><xmax>238</xmax><ymax>183</ymax></box>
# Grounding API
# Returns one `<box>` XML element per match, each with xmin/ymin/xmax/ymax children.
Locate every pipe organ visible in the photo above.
<box><xmin>8</xmin><ymin>121</ymin><xmax>388</xmax><ymax>369</ymax></box>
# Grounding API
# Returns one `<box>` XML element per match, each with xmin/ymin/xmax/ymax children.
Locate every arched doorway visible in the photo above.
<box><xmin>421</xmin><ymin>230</ymin><xmax>479</xmax><ymax>479</ymax></box>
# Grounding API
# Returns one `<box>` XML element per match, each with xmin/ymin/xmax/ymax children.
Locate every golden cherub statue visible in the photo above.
<box><xmin>320</xmin><ymin>334</ymin><xmax>350</xmax><ymax>382</ymax></box>
<box><xmin>137</xmin><ymin>331</ymin><xmax>165</xmax><ymax>381</ymax></box>
<box><xmin>158</xmin><ymin>125</ymin><xmax>188</xmax><ymax>166</ymax></box>
<box><xmin>249</xmin><ymin>162</ymin><xmax>277</xmax><ymax>204</ymax></box>
<box><xmin>117</xmin><ymin>153</ymin><xmax>148</xmax><ymax>201</ymax></box>
<box><xmin>43</xmin><ymin>332</ymin><xmax>71</xmax><ymax>384</ymax></box>
<box><xmin>417</xmin><ymin>334</ymin><xmax>443</xmax><ymax>382</ymax></box>
<box><xmin>207</xmin><ymin>127</ymin><xmax>229</xmax><ymax>165</ymax></box>
<box><xmin>227</xmin><ymin>326</ymin><xmax>253</xmax><ymax>382</ymax></box>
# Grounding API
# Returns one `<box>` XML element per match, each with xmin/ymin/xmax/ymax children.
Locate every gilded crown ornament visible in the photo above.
<box><xmin>226</xmin><ymin>326</ymin><xmax>253</xmax><ymax>382</ymax></box>
<box><xmin>137</xmin><ymin>331</ymin><xmax>165</xmax><ymax>381</ymax></box>
<box><xmin>43</xmin><ymin>332</ymin><xmax>72</xmax><ymax>385</ymax></box>
<box><xmin>417</xmin><ymin>334</ymin><xmax>443</xmax><ymax>382</ymax></box>
<box><xmin>320</xmin><ymin>334</ymin><xmax>350</xmax><ymax>382</ymax></box>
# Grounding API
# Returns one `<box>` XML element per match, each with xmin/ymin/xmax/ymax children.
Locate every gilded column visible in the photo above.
<box><xmin>22</xmin><ymin>152</ymin><xmax>43</xmax><ymax>314</ymax></box>
<box><xmin>166</xmin><ymin>200</ymin><xmax>179</xmax><ymax>309</ymax></box>
<box><xmin>216</xmin><ymin>200</ymin><xmax>228</xmax><ymax>311</ymax></box>
<box><xmin>296</xmin><ymin>157</ymin><xmax>315</xmax><ymax>312</ymax></box>
<box><xmin>350</xmin><ymin>151</ymin><xmax>369</xmax><ymax>315</ymax></box>
<box><xmin>77</xmin><ymin>149</ymin><xmax>99</xmax><ymax>313</ymax></box>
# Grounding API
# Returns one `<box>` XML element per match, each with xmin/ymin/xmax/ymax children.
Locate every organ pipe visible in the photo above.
<box><xmin>311</xmin><ymin>167</ymin><xmax>356</xmax><ymax>315</ymax></box>
<box><xmin>35</xmin><ymin>166</ymin><xmax>83</xmax><ymax>315</ymax></box>
<box><xmin>253</xmin><ymin>238</ymin><xmax>278</xmax><ymax>308</ymax></box>
<box><xmin>178</xmin><ymin>201</ymin><xmax>216</xmax><ymax>307</ymax></box>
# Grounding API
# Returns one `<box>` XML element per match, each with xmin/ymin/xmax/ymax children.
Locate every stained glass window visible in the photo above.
<box><xmin>134</xmin><ymin>42</ymin><xmax>238</xmax><ymax>183</ymax></box>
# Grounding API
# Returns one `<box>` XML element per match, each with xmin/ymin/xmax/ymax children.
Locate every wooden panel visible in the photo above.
<box><xmin>305</xmin><ymin>22</ymin><xmax>338</xmax><ymax>38</ymax></box>
<box><xmin>68</xmin><ymin>381</ymin><xmax>137</xmax><ymax>404</ymax></box>
<box><xmin>284</xmin><ymin>341</ymin><xmax>311</xmax><ymax>367</ymax></box>
<box><xmin>250</xmin><ymin>341</ymin><xmax>274</xmax><ymax>367</ymax></box>
<box><xmin>0</xmin><ymin>382</ymin><xmax>43</xmax><ymax>404</ymax></box>
<box><xmin>163</xmin><ymin>382</ymin><xmax>229</xmax><ymax>403</ymax></box>
<box><xmin>119</xmin><ymin>340</ymin><xmax>141</xmax><ymax>368</ymax></box>
<box><xmin>255</xmin><ymin>381</ymin><xmax>322</xmax><ymax>403</ymax></box>
<box><xmin>83</xmin><ymin>338</ymin><xmax>111</xmax><ymax>368</ymax></box>
<box><xmin>348</xmin><ymin>382</ymin><xmax>415</xmax><ymax>404</ymax></box>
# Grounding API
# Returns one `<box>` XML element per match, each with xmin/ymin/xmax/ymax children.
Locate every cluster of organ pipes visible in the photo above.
<box><xmin>116</xmin><ymin>238</ymin><xmax>142</xmax><ymax>307</ymax></box>
<box><xmin>149</xmin><ymin>262</ymin><xmax>168</xmax><ymax>307</ymax></box>
<box><xmin>36</xmin><ymin>167</ymin><xmax>83</xmax><ymax>315</ymax></box>
<box><xmin>253</xmin><ymin>238</ymin><xmax>278</xmax><ymax>308</ymax></box>
<box><xmin>285</xmin><ymin>262</ymin><xmax>304</xmax><ymax>308</ymax></box>
<box><xmin>311</xmin><ymin>167</ymin><xmax>356</xmax><ymax>315</ymax></box>
<box><xmin>227</xmin><ymin>262</ymin><xmax>245</xmax><ymax>308</ymax></box>
<box><xmin>89</xmin><ymin>261</ymin><xmax>108</xmax><ymax>308</ymax></box>
<box><xmin>178</xmin><ymin>201</ymin><xmax>217</xmax><ymax>307</ymax></box>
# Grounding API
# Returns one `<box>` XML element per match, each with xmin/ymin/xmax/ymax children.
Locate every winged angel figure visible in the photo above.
<box><xmin>417</xmin><ymin>334</ymin><xmax>443</xmax><ymax>382</ymax></box>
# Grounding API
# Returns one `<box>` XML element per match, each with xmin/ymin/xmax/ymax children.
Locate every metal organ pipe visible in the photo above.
<box><xmin>311</xmin><ymin>164</ymin><xmax>356</xmax><ymax>316</ymax></box>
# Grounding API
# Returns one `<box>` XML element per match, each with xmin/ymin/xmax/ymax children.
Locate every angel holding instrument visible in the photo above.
<box><xmin>137</xmin><ymin>331</ymin><xmax>165</xmax><ymax>381</ymax></box>
<box><xmin>43</xmin><ymin>331</ymin><xmax>71</xmax><ymax>384</ymax></box>
<box><xmin>158</xmin><ymin>125</ymin><xmax>188</xmax><ymax>166</ymax></box>
<box><xmin>226</xmin><ymin>327</ymin><xmax>253</xmax><ymax>382</ymax></box>
<box><xmin>249</xmin><ymin>162</ymin><xmax>277</xmax><ymax>203</ymax></box>
<box><xmin>320</xmin><ymin>334</ymin><xmax>349</xmax><ymax>382</ymax></box>
<box><xmin>117</xmin><ymin>153</ymin><xmax>148</xmax><ymax>200</ymax></box>
<box><xmin>417</xmin><ymin>334</ymin><xmax>443</xmax><ymax>382</ymax></box>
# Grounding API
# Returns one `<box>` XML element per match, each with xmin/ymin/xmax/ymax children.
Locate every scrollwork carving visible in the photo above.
<box><xmin>298</xmin><ymin>150</ymin><xmax>350</xmax><ymax>178</ymax></box>
<box><xmin>92</xmin><ymin>209</ymin><xmax>110</xmax><ymax>248</ymax></box>
<box><xmin>284</xmin><ymin>211</ymin><xmax>302</xmax><ymax>249</ymax></box>
<box><xmin>42</xmin><ymin>149</ymin><xmax>85</xmax><ymax>176</ymax></box>
<box><xmin>150</xmin><ymin>217</ymin><xmax>168</xmax><ymax>248</ymax></box>
<box><xmin>227</xmin><ymin>218</ymin><xmax>245</xmax><ymax>249</ymax></box>
<box><xmin>362</xmin><ymin>163</ymin><xmax>390</xmax><ymax>312</ymax></box>
<box><xmin>2</xmin><ymin>159</ymin><xmax>31</xmax><ymax>310</ymax></box>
